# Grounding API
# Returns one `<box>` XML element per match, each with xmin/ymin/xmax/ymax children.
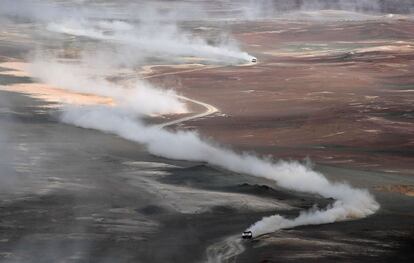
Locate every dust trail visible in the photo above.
<box><xmin>60</xmin><ymin>107</ymin><xmax>380</xmax><ymax>233</ymax></box>
<box><xmin>205</xmin><ymin>235</ymin><xmax>245</xmax><ymax>263</ymax></box>
<box><xmin>29</xmin><ymin>59</ymin><xmax>187</xmax><ymax>116</ymax></box>
<box><xmin>58</xmin><ymin>106</ymin><xmax>379</xmax><ymax>262</ymax></box>
<box><xmin>0</xmin><ymin>1</ymin><xmax>385</xmax><ymax>262</ymax></box>
<box><xmin>10</xmin><ymin>0</ymin><xmax>379</xmax><ymax>259</ymax></box>
<box><xmin>46</xmin><ymin>19</ymin><xmax>255</xmax><ymax>64</ymax></box>
<box><xmin>37</xmin><ymin>13</ymin><xmax>377</xmax><ymax>262</ymax></box>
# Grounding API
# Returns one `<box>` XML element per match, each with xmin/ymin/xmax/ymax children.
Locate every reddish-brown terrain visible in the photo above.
<box><xmin>148</xmin><ymin>19</ymin><xmax>414</xmax><ymax>177</ymax></box>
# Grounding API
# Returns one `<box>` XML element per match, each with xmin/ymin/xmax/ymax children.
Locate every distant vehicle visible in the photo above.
<box><xmin>242</xmin><ymin>231</ymin><xmax>253</xmax><ymax>239</ymax></box>
<box><xmin>251</xmin><ymin>57</ymin><xmax>257</xmax><ymax>63</ymax></box>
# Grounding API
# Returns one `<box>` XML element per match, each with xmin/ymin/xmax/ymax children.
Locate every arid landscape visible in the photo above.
<box><xmin>168</xmin><ymin>18</ymin><xmax>414</xmax><ymax>175</ymax></box>
<box><xmin>0</xmin><ymin>1</ymin><xmax>413</xmax><ymax>262</ymax></box>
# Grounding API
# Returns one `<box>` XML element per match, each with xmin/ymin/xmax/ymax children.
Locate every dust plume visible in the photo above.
<box><xmin>29</xmin><ymin>58</ymin><xmax>187</xmax><ymax>116</ymax></box>
<box><xmin>60</xmin><ymin>106</ymin><xmax>379</xmax><ymax>238</ymax></box>
<box><xmin>2</xmin><ymin>0</ymin><xmax>380</xmax><ymax>250</ymax></box>
<box><xmin>0</xmin><ymin>0</ymin><xmax>255</xmax><ymax>63</ymax></box>
<box><xmin>18</xmin><ymin>0</ymin><xmax>379</xmax><ymax>240</ymax></box>
<box><xmin>46</xmin><ymin>19</ymin><xmax>254</xmax><ymax>64</ymax></box>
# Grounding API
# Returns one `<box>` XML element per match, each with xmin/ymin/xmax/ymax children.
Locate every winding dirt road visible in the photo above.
<box><xmin>136</xmin><ymin>64</ymin><xmax>222</xmax><ymax>128</ymax></box>
<box><xmin>142</xmin><ymin>62</ymin><xmax>254</xmax><ymax>128</ymax></box>
<box><xmin>158</xmin><ymin>94</ymin><xmax>219</xmax><ymax>128</ymax></box>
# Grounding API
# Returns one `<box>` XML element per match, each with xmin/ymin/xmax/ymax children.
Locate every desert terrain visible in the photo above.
<box><xmin>0</xmin><ymin>1</ymin><xmax>413</xmax><ymax>262</ymax></box>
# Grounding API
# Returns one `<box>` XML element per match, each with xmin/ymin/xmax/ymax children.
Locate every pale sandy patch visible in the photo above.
<box><xmin>0</xmin><ymin>61</ymin><xmax>31</xmax><ymax>77</ymax></box>
<box><xmin>0</xmin><ymin>61</ymin><xmax>114</xmax><ymax>107</ymax></box>
<box><xmin>0</xmin><ymin>83</ymin><xmax>115</xmax><ymax>107</ymax></box>
<box><xmin>0</xmin><ymin>70</ymin><xmax>29</xmax><ymax>77</ymax></box>
<box><xmin>0</xmin><ymin>61</ymin><xmax>28</xmax><ymax>72</ymax></box>
<box><xmin>376</xmin><ymin>185</ymin><xmax>414</xmax><ymax>197</ymax></box>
